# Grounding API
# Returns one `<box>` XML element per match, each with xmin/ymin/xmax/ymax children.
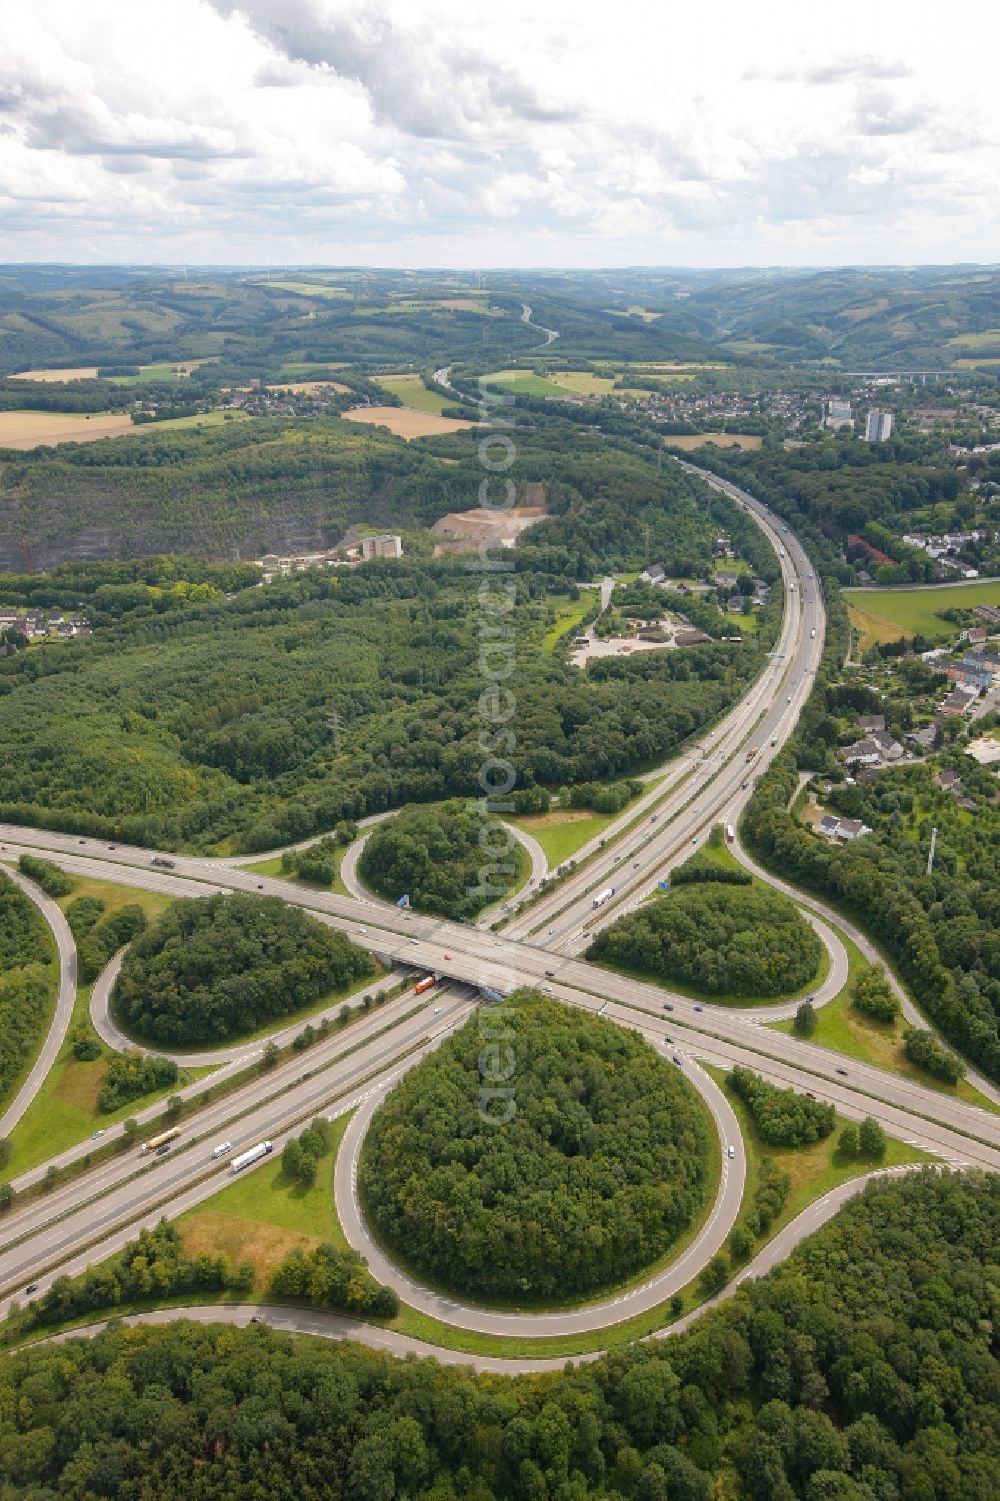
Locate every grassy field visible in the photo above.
<box><xmin>0</xmin><ymin>411</ymin><xmax>136</xmax><ymax>448</ymax></box>
<box><xmin>276</xmin><ymin>362</ymin><xmax>350</xmax><ymax>378</ymax></box>
<box><xmin>267</xmin><ymin>379</ymin><xmax>350</xmax><ymax>395</ymax></box>
<box><xmin>603</xmin><ymin>306</ymin><xmax>662</xmax><ymax>322</ymax></box>
<box><xmin>153</xmin><ymin>410</ymin><xmax>252</xmax><ymax>432</ymax></box>
<box><xmin>374</xmin><ymin>374</ymin><xmax>452</xmax><ymax>414</ymax></box>
<box><xmin>480</xmin><ymin>369</ymin><xmax>568</xmax><ymax>398</ymax></box>
<box><xmin>509</xmin><ymin>808</ymin><xmax>624</xmax><ymax>868</ymax></box>
<box><xmin>542</xmin><ymin>589</ymin><xmax>598</xmax><ymax>652</ymax></box>
<box><xmin>844</xmin><ymin>580</ymin><xmax>1000</xmax><ymax>648</ymax></box>
<box><xmin>261</xmin><ymin>280</ymin><xmax>350</xmax><ymax>298</ymax></box>
<box><xmin>341</xmin><ymin>406</ymin><xmax>477</xmax><ymax>439</ymax></box>
<box><xmin>665</xmin><ymin>433</ymin><xmax>763</xmax><ymax>451</ymax></box>
<box><xmin>178</xmin><ymin>1115</ymin><xmax>352</xmax><ymax>1291</ymax></box>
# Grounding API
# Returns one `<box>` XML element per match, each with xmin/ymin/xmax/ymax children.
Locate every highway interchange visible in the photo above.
<box><xmin>2</xmin><ymin>458</ymin><xmax>997</xmax><ymax>1370</ymax></box>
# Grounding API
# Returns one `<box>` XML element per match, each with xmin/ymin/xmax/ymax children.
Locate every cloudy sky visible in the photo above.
<box><xmin>1</xmin><ymin>0</ymin><xmax>997</xmax><ymax>266</ymax></box>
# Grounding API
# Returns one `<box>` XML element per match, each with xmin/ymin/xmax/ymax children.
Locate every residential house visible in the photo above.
<box><xmin>941</xmin><ymin>686</ymin><xmax>978</xmax><ymax>716</ymax></box>
<box><xmin>817</xmin><ymin>814</ymin><xmax>873</xmax><ymax>841</ymax></box>
<box><xmin>843</xmin><ymin>738</ymin><xmax>881</xmax><ymax>767</ymax></box>
<box><xmin>855</xmin><ymin>714</ymin><xmax>886</xmax><ymax>734</ymax></box>
<box><xmin>936</xmin><ymin>769</ymin><xmax>965</xmax><ymax>794</ymax></box>
<box><xmin>870</xmin><ymin>730</ymin><xmax>904</xmax><ymax>762</ymax></box>
<box><xmin>641</xmin><ymin>564</ymin><xmax>664</xmax><ymax>584</ymax></box>
<box><xmin>837</xmin><ymin>818</ymin><xmax>873</xmax><ymax>841</ymax></box>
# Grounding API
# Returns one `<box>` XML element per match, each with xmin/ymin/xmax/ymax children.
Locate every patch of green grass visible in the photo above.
<box><xmin>770</xmin><ymin>934</ymin><xmax>1000</xmax><ymax>1113</ymax></box>
<box><xmin>239</xmin><ymin>849</ymin><xmax>349</xmax><ymax>896</ymax></box>
<box><xmin>725</xmin><ymin>610</ymin><xmax>758</xmax><ymax>634</ymax></box>
<box><xmin>480</xmin><ymin>369</ymin><xmax>567</xmax><ymax>398</ymax></box>
<box><xmin>56</xmin><ymin>876</ymin><xmax>175</xmax><ymax>925</ymax></box>
<box><xmin>509</xmin><ymin>810</ymin><xmax>622</xmax><ymax>869</ymax></box>
<box><xmin>177</xmin><ymin>1116</ymin><xmax>352</xmax><ymax>1289</ymax></box>
<box><xmin>374</xmin><ymin>375</ymin><xmax>451</xmax><ymax>414</ymax></box>
<box><xmin>541</xmin><ymin>590</ymin><xmax>598</xmax><ymax>653</ymax></box>
<box><xmin>844</xmin><ymin>581</ymin><xmax>1000</xmax><ymax>648</ymax></box>
<box><xmin>152</xmin><ymin>410</ymin><xmax>252</xmax><ymax>432</ymax></box>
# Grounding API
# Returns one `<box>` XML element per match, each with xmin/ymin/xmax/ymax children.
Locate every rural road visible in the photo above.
<box><xmin>0</xmin><ymin>864</ymin><xmax>77</xmax><ymax>1138</ymax></box>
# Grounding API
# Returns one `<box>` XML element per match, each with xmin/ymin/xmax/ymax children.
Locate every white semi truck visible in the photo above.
<box><xmin>230</xmin><ymin>1140</ymin><xmax>273</xmax><ymax>1175</ymax></box>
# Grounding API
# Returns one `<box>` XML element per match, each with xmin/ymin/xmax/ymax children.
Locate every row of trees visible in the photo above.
<box><xmin>112</xmin><ymin>894</ymin><xmax>374</xmax><ymax>1047</ymax></box>
<box><xmin>66</xmin><ymin>896</ymin><xmax>148</xmax><ymax>983</ymax></box>
<box><xmin>96</xmin><ymin>1051</ymin><xmax>179</xmax><ymax>1113</ymax></box>
<box><xmin>588</xmin><ymin>882</ymin><xmax>821</xmax><ymax>1000</ymax></box>
<box><xmin>16</xmin><ymin>853</ymin><xmax>73</xmax><ymax>898</ymax></box>
<box><xmin>269</xmin><ymin>1244</ymin><xmax>398</xmax><ymax>1320</ymax></box>
<box><xmin>360</xmin><ymin>992</ymin><xmax>714</xmax><ymax>1300</ymax></box>
<box><xmin>1</xmin><ymin>1171</ymin><xmax>997</xmax><ymax>1498</ymax></box>
<box><xmin>728</xmin><ymin>1066</ymin><xmax>836</xmax><ymax>1146</ymax></box>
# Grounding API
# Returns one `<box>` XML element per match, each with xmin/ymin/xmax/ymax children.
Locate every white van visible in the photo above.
<box><xmin>212</xmin><ymin>1141</ymin><xmax>233</xmax><ymax>1159</ymax></box>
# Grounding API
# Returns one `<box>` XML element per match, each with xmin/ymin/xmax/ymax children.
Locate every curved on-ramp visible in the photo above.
<box><xmin>333</xmin><ymin>1048</ymin><xmax>744</xmax><ymax>1339</ymax></box>
<box><xmin>0</xmin><ymin>865</ymin><xmax>77</xmax><ymax>1138</ymax></box>
<box><xmin>338</xmin><ymin>822</ymin><xmax>548</xmax><ymax>923</ymax></box>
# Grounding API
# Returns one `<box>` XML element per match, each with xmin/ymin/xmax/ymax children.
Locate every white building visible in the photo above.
<box><xmin>361</xmin><ymin>533</ymin><xmax>403</xmax><ymax>560</ymax></box>
<box><xmin>865</xmin><ymin>408</ymin><xmax>893</xmax><ymax>443</ymax></box>
<box><xmin>825</xmin><ymin>400</ymin><xmax>853</xmax><ymax>430</ymax></box>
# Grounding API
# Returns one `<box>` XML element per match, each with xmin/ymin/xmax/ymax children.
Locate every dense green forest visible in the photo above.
<box><xmin>0</xmin><ymin>539</ymin><xmax>771</xmax><ymax>853</ymax></box>
<box><xmin>111</xmin><ymin>893</ymin><xmax>373</xmax><ymax>1047</ymax></box>
<box><xmin>2</xmin><ymin>1171</ymin><xmax>998</xmax><ymax>1497</ymax></box>
<box><xmin>0</xmin><ymin>868</ymin><xmax>56</xmax><ymax>1111</ymax></box>
<box><xmin>359</xmin><ymin>993</ymin><xmax>713</xmax><ymax>1300</ymax></box>
<box><xmin>587</xmin><ymin>883</ymin><xmax>822</xmax><ymax>1000</ymax></box>
<box><xmin>359</xmin><ymin>800</ymin><xmax>524</xmax><ymax>919</ymax></box>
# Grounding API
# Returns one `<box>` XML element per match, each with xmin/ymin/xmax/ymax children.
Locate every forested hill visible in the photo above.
<box><xmin>2</xmin><ymin>1171</ymin><xmax>998</xmax><ymax>1497</ymax></box>
<box><xmin>0</xmin><ymin>418</ymin><xmax>466</xmax><ymax>572</ymax></box>
<box><xmin>0</xmin><ymin>412</ymin><xmax>770</xmax><ymax>573</ymax></box>
<box><xmin>0</xmin><ymin>469</ymin><xmax>777</xmax><ymax>851</ymax></box>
